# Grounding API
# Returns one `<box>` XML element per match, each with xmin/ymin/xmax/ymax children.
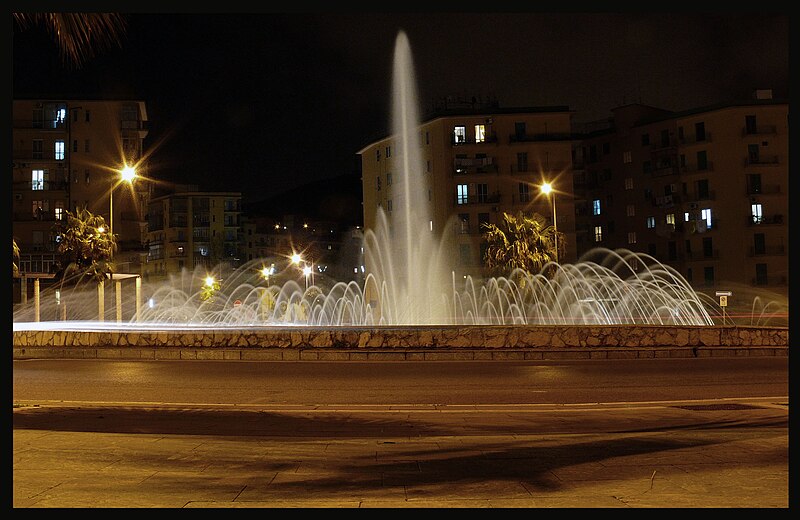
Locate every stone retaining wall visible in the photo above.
<box><xmin>12</xmin><ymin>325</ymin><xmax>789</xmax><ymax>350</ymax></box>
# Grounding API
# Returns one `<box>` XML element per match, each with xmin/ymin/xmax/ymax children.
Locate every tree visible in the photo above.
<box><xmin>13</xmin><ymin>13</ymin><xmax>127</xmax><ymax>69</ymax></box>
<box><xmin>482</xmin><ymin>211</ymin><xmax>564</xmax><ymax>278</ymax></box>
<box><xmin>55</xmin><ymin>207</ymin><xmax>116</xmax><ymax>284</ymax></box>
<box><xmin>13</xmin><ymin>238</ymin><xmax>20</xmax><ymax>277</ymax></box>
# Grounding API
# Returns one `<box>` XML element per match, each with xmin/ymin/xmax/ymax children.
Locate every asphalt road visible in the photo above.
<box><xmin>13</xmin><ymin>358</ymin><xmax>789</xmax><ymax>508</ymax></box>
<box><xmin>12</xmin><ymin>357</ymin><xmax>789</xmax><ymax>407</ymax></box>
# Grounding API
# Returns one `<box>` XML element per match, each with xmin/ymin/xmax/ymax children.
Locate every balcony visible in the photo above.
<box><xmin>746</xmin><ymin>184</ymin><xmax>782</xmax><ymax>196</ymax></box>
<box><xmin>509</xmin><ymin>132</ymin><xmax>575</xmax><ymax>143</ymax></box>
<box><xmin>679</xmin><ymin>132</ymin><xmax>712</xmax><ymax>145</ymax></box>
<box><xmin>452</xmin><ymin>133</ymin><xmax>498</xmax><ymax>146</ymax></box>
<box><xmin>746</xmin><ymin>214</ymin><xmax>784</xmax><ymax>226</ymax></box>
<box><xmin>684</xmin><ymin>191</ymin><xmax>715</xmax><ymax>203</ymax></box>
<box><xmin>650</xmin><ymin>165</ymin><xmax>679</xmax><ymax>178</ymax></box>
<box><xmin>452</xmin><ymin>193</ymin><xmax>501</xmax><ymax>207</ymax></box>
<box><xmin>653</xmin><ymin>194</ymin><xmax>680</xmax><ymax>207</ymax></box>
<box><xmin>680</xmin><ymin>162</ymin><xmax>714</xmax><ymax>174</ymax></box>
<box><xmin>750</xmin><ymin>275</ymin><xmax>787</xmax><ymax>287</ymax></box>
<box><xmin>748</xmin><ymin>245</ymin><xmax>786</xmax><ymax>257</ymax></box>
<box><xmin>743</xmin><ymin>155</ymin><xmax>779</xmax><ymax>167</ymax></box>
<box><xmin>742</xmin><ymin>125</ymin><xmax>776</xmax><ymax>137</ymax></box>
<box><xmin>685</xmin><ymin>249</ymin><xmax>720</xmax><ymax>261</ymax></box>
<box><xmin>453</xmin><ymin>156</ymin><xmax>498</xmax><ymax>175</ymax></box>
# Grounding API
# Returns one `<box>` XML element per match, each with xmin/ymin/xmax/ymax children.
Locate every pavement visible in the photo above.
<box><xmin>12</xmin><ymin>397</ymin><xmax>789</xmax><ymax>508</ymax></box>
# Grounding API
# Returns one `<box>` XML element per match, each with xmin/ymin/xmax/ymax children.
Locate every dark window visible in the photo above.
<box><xmin>459</xmin><ymin>244</ymin><xmax>471</xmax><ymax>265</ymax></box>
<box><xmin>748</xmin><ymin>174</ymin><xmax>762</xmax><ymax>194</ymax></box>
<box><xmin>648</xmin><ymin>243</ymin><xmax>657</xmax><ymax>256</ymax></box>
<box><xmin>589</xmin><ymin>145</ymin><xmax>597</xmax><ymax>163</ymax></box>
<box><xmin>516</xmin><ymin>152</ymin><xmax>528</xmax><ymax>172</ymax></box>
<box><xmin>643</xmin><ymin>160</ymin><xmax>652</xmax><ymax>173</ymax></box>
<box><xmin>685</xmin><ymin>239</ymin><xmax>692</xmax><ymax>254</ymax></box>
<box><xmin>661</xmin><ymin>129</ymin><xmax>670</xmax><ymax>147</ymax></box>
<box><xmin>748</xmin><ymin>144</ymin><xmax>760</xmax><ymax>163</ymax></box>
<box><xmin>745</xmin><ymin>115</ymin><xmax>757</xmax><ymax>134</ymax></box>
<box><xmin>755</xmin><ymin>263</ymin><xmax>768</xmax><ymax>285</ymax></box>
<box><xmin>697</xmin><ymin>179</ymin><xmax>709</xmax><ymax>199</ymax></box>
<box><xmin>686</xmin><ymin>267</ymin><xmax>693</xmax><ymax>282</ymax></box>
<box><xmin>704</xmin><ymin>266</ymin><xmax>714</xmax><ymax>286</ymax></box>
<box><xmin>703</xmin><ymin>237</ymin><xmax>713</xmax><ymax>257</ymax></box>
<box><xmin>695</xmin><ymin>122</ymin><xmax>706</xmax><ymax>141</ymax></box>
<box><xmin>514</xmin><ymin>122</ymin><xmax>526</xmax><ymax>139</ymax></box>
<box><xmin>753</xmin><ymin>233</ymin><xmax>766</xmax><ymax>255</ymax></box>
<box><xmin>697</xmin><ymin>151</ymin><xmax>708</xmax><ymax>170</ymax></box>
<box><xmin>602</xmin><ymin>142</ymin><xmax>610</xmax><ymax>155</ymax></box>
<box><xmin>641</xmin><ymin>133</ymin><xmax>650</xmax><ymax>146</ymax></box>
<box><xmin>668</xmin><ymin>241</ymin><xmax>677</xmax><ymax>261</ymax></box>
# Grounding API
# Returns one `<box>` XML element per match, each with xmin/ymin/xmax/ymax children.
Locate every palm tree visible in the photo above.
<box><xmin>13</xmin><ymin>12</ymin><xmax>128</xmax><ymax>69</ymax></box>
<box><xmin>55</xmin><ymin>207</ymin><xmax>116</xmax><ymax>285</ymax></box>
<box><xmin>13</xmin><ymin>238</ymin><xmax>20</xmax><ymax>277</ymax></box>
<box><xmin>482</xmin><ymin>211</ymin><xmax>564</xmax><ymax>278</ymax></box>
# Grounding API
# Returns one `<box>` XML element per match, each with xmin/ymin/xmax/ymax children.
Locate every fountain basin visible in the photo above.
<box><xmin>12</xmin><ymin>324</ymin><xmax>788</xmax><ymax>361</ymax></box>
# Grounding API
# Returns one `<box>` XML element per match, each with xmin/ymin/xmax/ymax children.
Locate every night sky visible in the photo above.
<box><xmin>11</xmin><ymin>11</ymin><xmax>789</xmax><ymax>205</ymax></box>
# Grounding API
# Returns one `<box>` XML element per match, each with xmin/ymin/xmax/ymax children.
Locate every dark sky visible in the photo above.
<box><xmin>11</xmin><ymin>11</ymin><xmax>789</xmax><ymax>204</ymax></box>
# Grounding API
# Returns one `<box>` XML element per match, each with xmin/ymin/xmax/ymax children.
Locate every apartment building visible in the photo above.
<box><xmin>574</xmin><ymin>92</ymin><xmax>788</xmax><ymax>298</ymax></box>
<box><xmin>12</xmin><ymin>99</ymin><xmax>151</xmax><ymax>275</ymax></box>
<box><xmin>359</xmin><ymin>104</ymin><xmax>578</xmax><ymax>279</ymax></box>
<box><xmin>144</xmin><ymin>188</ymin><xmax>242</xmax><ymax>279</ymax></box>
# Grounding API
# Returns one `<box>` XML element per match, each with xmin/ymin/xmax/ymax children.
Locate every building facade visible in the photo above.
<box><xmin>144</xmin><ymin>188</ymin><xmax>242</xmax><ymax>279</ymax></box>
<box><xmin>12</xmin><ymin>99</ymin><xmax>151</xmax><ymax>275</ymax></box>
<box><xmin>359</xmin><ymin>105</ymin><xmax>578</xmax><ymax>279</ymax></box>
<box><xmin>574</xmin><ymin>93</ymin><xmax>788</xmax><ymax>298</ymax></box>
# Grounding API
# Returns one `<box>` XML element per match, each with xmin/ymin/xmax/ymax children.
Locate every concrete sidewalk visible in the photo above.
<box><xmin>13</xmin><ymin>399</ymin><xmax>789</xmax><ymax>508</ymax></box>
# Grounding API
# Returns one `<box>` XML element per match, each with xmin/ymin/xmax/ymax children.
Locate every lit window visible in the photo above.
<box><xmin>457</xmin><ymin>184</ymin><xmax>469</xmax><ymax>205</ymax></box>
<box><xmin>454</xmin><ymin>126</ymin><xmax>466</xmax><ymax>143</ymax></box>
<box><xmin>684</xmin><ymin>212</ymin><xmax>690</xmax><ymax>222</ymax></box>
<box><xmin>626</xmin><ymin>204</ymin><xmax>635</xmax><ymax>217</ymax></box>
<box><xmin>751</xmin><ymin>203</ymin><xmax>763</xmax><ymax>224</ymax></box>
<box><xmin>54</xmin><ymin>140</ymin><xmax>65</xmax><ymax>160</ymax></box>
<box><xmin>54</xmin><ymin>201</ymin><xmax>64</xmax><ymax>220</ymax></box>
<box><xmin>623</xmin><ymin>151</ymin><xmax>632</xmax><ymax>164</ymax></box>
<box><xmin>518</xmin><ymin>182</ymin><xmax>530</xmax><ymax>203</ymax></box>
<box><xmin>666</xmin><ymin>213</ymin><xmax>675</xmax><ymax>225</ymax></box>
<box><xmin>475</xmin><ymin>124</ymin><xmax>485</xmax><ymax>143</ymax></box>
<box><xmin>594</xmin><ymin>225</ymin><xmax>603</xmax><ymax>242</ymax></box>
<box><xmin>646</xmin><ymin>216</ymin><xmax>656</xmax><ymax>229</ymax></box>
<box><xmin>628</xmin><ymin>232</ymin><xmax>637</xmax><ymax>244</ymax></box>
<box><xmin>701</xmin><ymin>208</ymin><xmax>712</xmax><ymax>228</ymax></box>
<box><xmin>624</xmin><ymin>177</ymin><xmax>633</xmax><ymax>190</ymax></box>
<box><xmin>592</xmin><ymin>199</ymin><xmax>601</xmax><ymax>215</ymax></box>
<box><xmin>31</xmin><ymin>169</ymin><xmax>45</xmax><ymax>190</ymax></box>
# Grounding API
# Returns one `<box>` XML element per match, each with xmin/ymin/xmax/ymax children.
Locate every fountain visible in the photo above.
<box><xmin>12</xmin><ymin>32</ymin><xmax>788</xmax><ymax>356</ymax></box>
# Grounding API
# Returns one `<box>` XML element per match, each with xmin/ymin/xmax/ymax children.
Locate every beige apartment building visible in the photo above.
<box><xmin>144</xmin><ymin>188</ymin><xmax>242</xmax><ymax>279</ymax></box>
<box><xmin>12</xmin><ymin>99</ymin><xmax>151</xmax><ymax>277</ymax></box>
<box><xmin>359</xmin><ymin>105</ymin><xmax>578</xmax><ymax>279</ymax></box>
<box><xmin>575</xmin><ymin>92</ymin><xmax>788</xmax><ymax>299</ymax></box>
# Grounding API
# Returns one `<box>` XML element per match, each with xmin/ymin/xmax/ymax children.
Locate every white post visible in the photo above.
<box><xmin>115</xmin><ymin>275</ymin><xmax>122</xmax><ymax>323</ymax></box>
<box><xmin>21</xmin><ymin>274</ymin><xmax>27</xmax><ymax>305</ymax></box>
<box><xmin>135</xmin><ymin>276</ymin><xmax>141</xmax><ymax>322</ymax></box>
<box><xmin>98</xmin><ymin>281</ymin><xmax>105</xmax><ymax>322</ymax></box>
<box><xmin>34</xmin><ymin>278</ymin><xmax>40</xmax><ymax>322</ymax></box>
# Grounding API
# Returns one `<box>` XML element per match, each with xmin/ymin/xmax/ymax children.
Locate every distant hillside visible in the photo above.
<box><xmin>243</xmin><ymin>173</ymin><xmax>363</xmax><ymax>226</ymax></box>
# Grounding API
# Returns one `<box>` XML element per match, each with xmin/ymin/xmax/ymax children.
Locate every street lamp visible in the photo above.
<box><xmin>261</xmin><ymin>264</ymin><xmax>275</xmax><ymax>285</ymax></box>
<box><xmin>540</xmin><ymin>182</ymin><xmax>558</xmax><ymax>263</ymax></box>
<box><xmin>302</xmin><ymin>264</ymin><xmax>312</xmax><ymax>290</ymax></box>
<box><xmin>109</xmin><ymin>165</ymin><xmax>137</xmax><ymax>256</ymax></box>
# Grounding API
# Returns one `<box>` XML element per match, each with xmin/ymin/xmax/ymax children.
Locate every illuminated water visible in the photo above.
<box><xmin>13</xmin><ymin>32</ymin><xmax>786</xmax><ymax>331</ymax></box>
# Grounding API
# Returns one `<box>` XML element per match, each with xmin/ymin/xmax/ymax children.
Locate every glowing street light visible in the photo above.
<box><xmin>204</xmin><ymin>276</ymin><xmax>216</xmax><ymax>288</ymax></box>
<box><xmin>302</xmin><ymin>264</ymin><xmax>312</xmax><ymax>290</ymax></box>
<box><xmin>540</xmin><ymin>182</ymin><xmax>558</xmax><ymax>263</ymax></box>
<box><xmin>290</xmin><ymin>252</ymin><xmax>302</xmax><ymax>265</ymax></box>
<box><xmin>261</xmin><ymin>264</ymin><xmax>275</xmax><ymax>285</ymax></box>
<box><xmin>109</xmin><ymin>165</ymin><xmax>137</xmax><ymax>257</ymax></box>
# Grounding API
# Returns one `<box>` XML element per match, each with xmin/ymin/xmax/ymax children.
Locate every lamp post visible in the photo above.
<box><xmin>540</xmin><ymin>182</ymin><xmax>558</xmax><ymax>263</ymax></box>
<box><xmin>109</xmin><ymin>165</ymin><xmax>137</xmax><ymax>258</ymax></box>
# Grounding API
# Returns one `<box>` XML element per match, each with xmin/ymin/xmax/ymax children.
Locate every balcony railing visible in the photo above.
<box><xmin>685</xmin><ymin>191</ymin><xmax>715</xmax><ymax>203</ymax></box>
<box><xmin>451</xmin><ymin>133</ymin><xmax>498</xmax><ymax>146</ymax></box>
<box><xmin>686</xmin><ymin>249</ymin><xmax>720</xmax><ymax>261</ymax></box>
<box><xmin>679</xmin><ymin>132</ymin><xmax>712</xmax><ymax>145</ymax></box>
<box><xmin>746</xmin><ymin>184</ymin><xmax>783</xmax><ymax>196</ymax></box>
<box><xmin>680</xmin><ymin>162</ymin><xmax>714</xmax><ymax>174</ymax></box>
<box><xmin>750</xmin><ymin>275</ymin><xmax>787</xmax><ymax>287</ymax></box>
<box><xmin>746</xmin><ymin>214</ymin><xmax>784</xmax><ymax>226</ymax></box>
<box><xmin>742</xmin><ymin>125</ymin><xmax>776</xmax><ymax>136</ymax></box>
<box><xmin>749</xmin><ymin>245</ymin><xmax>786</xmax><ymax>257</ymax></box>
<box><xmin>509</xmin><ymin>132</ymin><xmax>575</xmax><ymax>143</ymax></box>
<box><xmin>744</xmin><ymin>155</ymin><xmax>779</xmax><ymax>167</ymax></box>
